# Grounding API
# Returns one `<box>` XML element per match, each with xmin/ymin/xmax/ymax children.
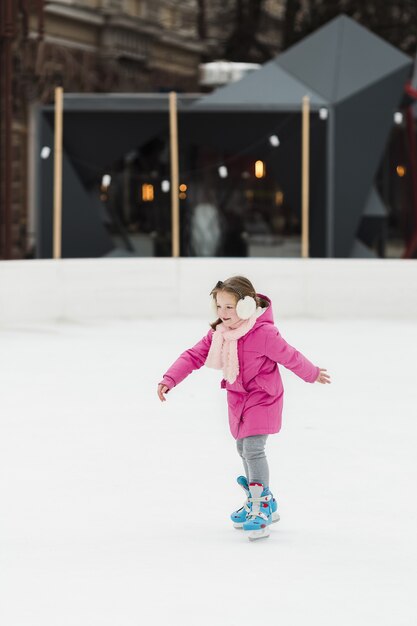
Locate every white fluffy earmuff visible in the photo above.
<box><xmin>235</xmin><ymin>295</ymin><xmax>257</xmax><ymax>320</ymax></box>
<box><xmin>210</xmin><ymin>280</ymin><xmax>257</xmax><ymax>321</ymax></box>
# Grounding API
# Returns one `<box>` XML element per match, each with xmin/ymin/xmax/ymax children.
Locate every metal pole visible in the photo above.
<box><xmin>169</xmin><ymin>91</ymin><xmax>180</xmax><ymax>257</ymax></box>
<box><xmin>53</xmin><ymin>86</ymin><xmax>63</xmax><ymax>259</ymax></box>
<box><xmin>301</xmin><ymin>96</ymin><xmax>310</xmax><ymax>258</ymax></box>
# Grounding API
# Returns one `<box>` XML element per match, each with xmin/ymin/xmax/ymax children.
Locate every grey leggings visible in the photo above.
<box><xmin>236</xmin><ymin>435</ymin><xmax>269</xmax><ymax>487</ymax></box>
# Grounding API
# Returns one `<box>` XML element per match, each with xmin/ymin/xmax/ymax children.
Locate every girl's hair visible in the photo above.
<box><xmin>209</xmin><ymin>275</ymin><xmax>269</xmax><ymax>330</ymax></box>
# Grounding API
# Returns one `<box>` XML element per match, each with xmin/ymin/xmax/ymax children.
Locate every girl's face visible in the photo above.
<box><xmin>215</xmin><ymin>290</ymin><xmax>240</xmax><ymax>326</ymax></box>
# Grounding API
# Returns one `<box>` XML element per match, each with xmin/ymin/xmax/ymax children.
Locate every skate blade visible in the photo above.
<box><xmin>271</xmin><ymin>512</ymin><xmax>280</xmax><ymax>523</ymax></box>
<box><xmin>248</xmin><ymin>527</ymin><xmax>270</xmax><ymax>541</ymax></box>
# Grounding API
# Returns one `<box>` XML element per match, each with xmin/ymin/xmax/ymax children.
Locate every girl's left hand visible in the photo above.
<box><xmin>316</xmin><ymin>368</ymin><xmax>331</xmax><ymax>384</ymax></box>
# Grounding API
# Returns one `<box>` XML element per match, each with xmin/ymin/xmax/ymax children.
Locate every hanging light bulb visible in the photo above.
<box><xmin>161</xmin><ymin>180</ymin><xmax>170</xmax><ymax>193</ymax></box>
<box><xmin>218</xmin><ymin>165</ymin><xmax>228</xmax><ymax>178</ymax></box>
<box><xmin>269</xmin><ymin>135</ymin><xmax>280</xmax><ymax>147</ymax></box>
<box><xmin>255</xmin><ymin>160</ymin><xmax>265</xmax><ymax>179</ymax></box>
<box><xmin>393</xmin><ymin>112</ymin><xmax>403</xmax><ymax>125</ymax></box>
<box><xmin>319</xmin><ymin>107</ymin><xmax>328</xmax><ymax>120</ymax></box>
<box><xmin>40</xmin><ymin>146</ymin><xmax>51</xmax><ymax>159</ymax></box>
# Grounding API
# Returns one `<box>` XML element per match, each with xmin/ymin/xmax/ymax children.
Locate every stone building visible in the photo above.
<box><xmin>28</xmin><ymin>0</ymin><xmax>205</xmax><ymax>95</ymax></box>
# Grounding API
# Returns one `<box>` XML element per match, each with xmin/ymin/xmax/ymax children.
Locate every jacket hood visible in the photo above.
<box><xmin>254</xmin><ymin>293</ymin><xmax>274</xmax><ymax>326</ymax></box>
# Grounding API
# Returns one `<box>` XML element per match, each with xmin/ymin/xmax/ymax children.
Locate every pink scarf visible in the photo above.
<box><xmin>205</xmin><ymin>313</ymin><xmax>259</xmax><ymax>383</ymax></box>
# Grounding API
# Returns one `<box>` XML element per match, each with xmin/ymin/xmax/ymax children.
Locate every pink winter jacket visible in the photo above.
<box><xmin>160</xmin><ymin>294</ymin><xmax>319</xmax><ymax>439</ymax></box>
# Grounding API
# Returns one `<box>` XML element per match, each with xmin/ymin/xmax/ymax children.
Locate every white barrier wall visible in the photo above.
<box><xmin>0</xmin><ymin>258</ymin><xmax>416</xmax><ymax>324</ymax></box>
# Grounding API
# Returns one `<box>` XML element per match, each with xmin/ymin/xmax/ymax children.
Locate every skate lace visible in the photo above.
<box><xmin>247</xmin><ymin>494</ymin><xmax>271</xmax><ymax>521</ymax></box>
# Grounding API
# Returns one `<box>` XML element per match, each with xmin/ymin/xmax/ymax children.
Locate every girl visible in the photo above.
<box><xmin>157</xmin><ymin>276</ymin><xmax>330</xmax><ymax>541</ymax></box>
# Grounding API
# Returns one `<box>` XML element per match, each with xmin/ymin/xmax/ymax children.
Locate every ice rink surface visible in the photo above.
<box><xmin>1</xmin><ymin>316</ymin><xmax>416</xmax><ymax>626</ymax></box>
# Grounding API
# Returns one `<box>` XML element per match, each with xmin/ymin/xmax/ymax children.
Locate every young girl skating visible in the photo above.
<box><xmin>157</xmin><ymin>276</ymin><xmax>331</xmax><ymax>541</ymax></box>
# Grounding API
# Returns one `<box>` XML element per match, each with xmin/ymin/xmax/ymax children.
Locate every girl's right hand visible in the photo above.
<box><xmin>316</xmin><ymin>368</ymin><xmax>331</xmax><ymax>384</ymax></box>
<box><xmin>157</xmin><ymin>384</ymin><xmax>169</xmax><ymax>402</ymax></box>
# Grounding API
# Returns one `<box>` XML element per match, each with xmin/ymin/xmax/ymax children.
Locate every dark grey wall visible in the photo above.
<box><xmin>38</xmin><ymin>117</ymin><xmax>114</xmax><ymax>258</ymax></box>
<box><xmin>332</xmin><ymin>65</ymin><xmax>412</xmax><ymax>257</ymax></box>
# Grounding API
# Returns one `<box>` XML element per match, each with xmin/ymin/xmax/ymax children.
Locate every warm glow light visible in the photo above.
<box><xmin>179</xmin><ymin>184</ymin><xmax>187</xmax><ymax>192</ymax></box>
<box><xmin>255</xmin><ymin>160</ymin><xmax>265</xmax><ymax>178</ymax></box>
<box><xmin>142</xmin><ymin>183</ymin><xmax>154</xmax><ymax>201</ymax></box>
<box><xmin>396</xmin><ymin>165</ymin><xmax>406</xmax><ymax>177</ymax></box>
<box><xmin>179</xmin><ymin>192</ymin><xmax>187</xmax><ymax>200</ymax></box>
<box><xmin>275</xmin><ymin>191</ymin><xmax>284</xmax><ymax>206</ymax></box>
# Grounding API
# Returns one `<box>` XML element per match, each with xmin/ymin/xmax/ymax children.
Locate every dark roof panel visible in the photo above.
<box><xmin>278</xmin><ymin>15</ymin><xmax>411</xmax><ymax>103</ymax></box>
<box><xmin>194</xmin><ymin>60</ymin><xmax>328</xmax><ymax>110</ymax></box>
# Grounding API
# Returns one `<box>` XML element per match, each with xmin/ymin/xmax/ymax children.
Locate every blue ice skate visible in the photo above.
<box><xmin>230</xmin><ymin>476</ymin><xmax>252</xmax><ymax>528</ymax></box>
<box><xmin>231</xmin><ymin>477</ymin><xmax>279</xmax><ymax>530</ymax></box>
<box><xmin>243</xmin><ymin>482</ymin><xmax>280</xmax><ymax>541</ymax></box>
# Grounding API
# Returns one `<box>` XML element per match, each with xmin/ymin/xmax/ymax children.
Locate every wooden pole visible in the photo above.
<box><xmin>326</xmin><ymin>107</ymin><xmax>334</xmax><ymax>257</ymax></box>
<box><xmin>301</xmin><ymin>95</ymin><xmax>310</xmax><ymax>258</ymax></box>
<box><xmin>169</xmin><ymin>91</ymin><xmax>180</xmax><ymax>257</ymax></box>
<box><xmin>53</xmin><ymin>86</ymin><xmax>63</xmax><ymax>259</ymax></box>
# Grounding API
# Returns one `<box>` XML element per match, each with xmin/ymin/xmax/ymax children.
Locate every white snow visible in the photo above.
<box><xmin>1</xmin><ymin>316</ymin><xmax>416</xmax><ymax>625</ymax></box>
